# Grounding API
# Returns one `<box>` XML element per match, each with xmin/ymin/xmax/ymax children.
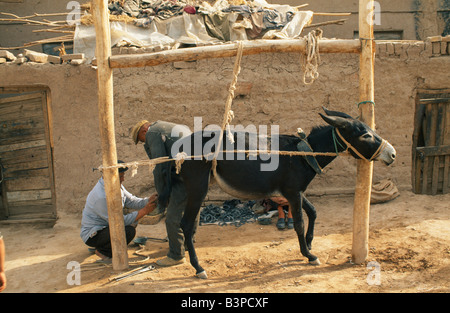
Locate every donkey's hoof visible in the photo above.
<box><xmin>196</xmin><ymin>271</ymin><xmax>208</xmax><ymax>279</ymax></box>
<box><xmin>309</xmin><ymin>258</ymin><xmax>321</xmax><ymax>265</ymax></box>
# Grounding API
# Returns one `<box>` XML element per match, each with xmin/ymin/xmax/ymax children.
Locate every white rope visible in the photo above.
<box><xmin>212</xmin><ymin>40</ymin><xmax>244</xmax><ymax>171</ymax></box>
<box><xmin>96</xmin><ymin>150</ymin><xmax>345</xmax><ymax>173</ymax></box>
<box><xmin>301</xmin><ymin>29</ymin><xmax>322</xmax><ymax>85</ymax></box>
<box><xmin>175</xmin><ymin>152</ymin><xmax>188</xmax><ymax>174</ymax></box>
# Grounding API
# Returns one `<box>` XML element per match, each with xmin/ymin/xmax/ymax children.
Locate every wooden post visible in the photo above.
<box><xmin>352</xmin><ymin>0</ymin><xmax>376</xmax><ymax>264</ymax></box>
<box><xmin>92</xmin><ymin>0</ymin><xmax>128</xmax><ymax>270</ymax></box>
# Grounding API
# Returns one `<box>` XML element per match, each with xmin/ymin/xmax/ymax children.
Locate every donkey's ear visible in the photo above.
<box><xmin>319</xmin><ymin>113</ymin><xmax>351</xmax><ymax>128</ymax></box>
<box><xmin>322</xmin><ymin>107</ymin><xmax>353</xmax><ymax>119</ymax></box>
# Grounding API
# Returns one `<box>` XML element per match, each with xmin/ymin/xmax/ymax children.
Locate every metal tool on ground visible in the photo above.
<box><xmin>107</xmin><ymin>264</ymin><xmax>155</xmax><ymax>283</ymax></box>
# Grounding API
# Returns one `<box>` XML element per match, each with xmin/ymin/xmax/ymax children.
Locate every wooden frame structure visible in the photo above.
<box><xmin>92</xmin><ymin>0</ymin><xmax>376</xmax><ymax>270</ymax></box>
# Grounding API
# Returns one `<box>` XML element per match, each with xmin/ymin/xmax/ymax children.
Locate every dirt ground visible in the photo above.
<box><xmin>1</xmin><ymin>190</ymin><xmax>449</xmax><ymax>293</ymax></box>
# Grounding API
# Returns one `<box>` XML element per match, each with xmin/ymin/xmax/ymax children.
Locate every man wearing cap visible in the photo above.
<box><xmin>80</xmin><ymin>160</ymin><xmax>158</xmax><ymax>262</ymax></box>
<box><xmin>131</xmin><ymin>120</ymin><xmax>194</xmax><ymax>267</ymax></box>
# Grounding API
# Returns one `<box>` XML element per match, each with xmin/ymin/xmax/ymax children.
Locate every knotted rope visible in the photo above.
<box><xmin>301</xmin><ymin>29</ymin><xmax>322</xmax><ymax>85</ymax></box>
<box><xmin>211</xmin><ymin>40</ymin><xmax>244</xmax><ymax>172</ymax></box>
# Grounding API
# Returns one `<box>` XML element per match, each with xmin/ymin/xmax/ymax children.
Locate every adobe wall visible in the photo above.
<box><xmin>0</xmin><ymin>39</ymin><xmax>448</xmax><ymax>216</ymax></box>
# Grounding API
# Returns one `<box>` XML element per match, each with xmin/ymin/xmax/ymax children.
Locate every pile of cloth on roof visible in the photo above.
<box><xmin>75</xmin><ymin>0</ymin><xmax>313</xmax><ymax>59</ymax></box>
<box><xmin>105</xmin><ymin>0</ymin><xmax>313</xmax><ymax>40</ymax></box>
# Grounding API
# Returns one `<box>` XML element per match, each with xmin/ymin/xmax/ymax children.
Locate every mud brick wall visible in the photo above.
<box><xmin>0</xmin><ymin>39</ymin><xmax>448</xmax><ymax>215</ymax></box>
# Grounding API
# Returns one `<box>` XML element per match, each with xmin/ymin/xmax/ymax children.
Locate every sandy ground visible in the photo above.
<box><xmin>1</xmin><ymin>190</ymin><xmax>449</xmax><ymax>293</ymax></box>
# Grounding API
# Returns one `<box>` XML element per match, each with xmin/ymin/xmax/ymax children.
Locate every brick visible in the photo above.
<box><xmin>406</xmin><ymin>42</ymin><xmax>423</xmax><ymax>58</ymax></box>
<box><xmin>0</xmin><ymin>50</ymin><xmax>16</xmax><ymax>61</ymax></box>
<box><xmin>12</xmin><ymin>56</ymin><xmax>27</xmax><ymax>64</ymax></box>
<box><xmin>386</xmin><ymin>42</ymin><xmax>394</xmax><ymax>55</ymax></box>
<box><xmin>432</xmin><ymin>42</ymin><xmax>441</xmax><ymax>55</ymax></box>
<box><xmin>422</xmin><ymin>41</ymin><xmax>433</xmax><ymax>57</ymax></box>
<box><xmin>428</xmin><ymin>36</ymin><xmax>442</xmax><ymax>42</ymax></box>
<box><xmin>376</xmin><ymin>42</ymin><xmax>387</xmax><ymax>57</ymax></box>
<box><xmin>70</xmin><ymin>58</ymin><xmax>86</xmax><ymax>65</ymax></box>
<box><xmin>47</xmin><ymin>55</ymin><xmax>61</xmax><ymax>64</ymax></box>
<box><xmin>24</xmin><ymin>49</ymin><xmax>49</xmax><ymax>63</ymax></box>
<box><xmin>61</xmin><ymin>53</ymin><xmax>85</xmax><ymax>62</ymax></box>
<box><xmin>393</xmin><ymin>43</ymin><xmax>405</xmax><ymax>57</ymax></box>
<box><xmin>441</xmin><ymin>42</ymin><xmax>448</xmax><ymax>55</ymax></box>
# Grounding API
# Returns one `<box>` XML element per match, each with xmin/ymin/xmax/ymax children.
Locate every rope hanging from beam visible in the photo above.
<box><xmin>211</xmin><ymin>40</ymin><xmax>244</xmax><ymax>173</ymax></box>
<box><xmin>301</xmin><ymin>29</ymin><xmax>323</xmax><ymax>85</ymax></box>
<box><xmin>96</xmin><ymin>31</ymin><xmax>342</xmax><ymax>176</ymax></box>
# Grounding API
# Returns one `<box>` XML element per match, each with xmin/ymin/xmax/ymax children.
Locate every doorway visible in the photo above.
<box><xmin>412</xmin><ymin>89</ymin><xmax>450</xmax><ymax>194</ymax></box>
<box><xmin>0</xmin><ymin>88</ymin><xmax>56</xmax><ymax>223</ymax></box>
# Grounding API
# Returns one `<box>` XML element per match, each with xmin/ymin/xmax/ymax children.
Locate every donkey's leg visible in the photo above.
<box><xmin>180</xmin><ymin>167</ymin><xmax>210</xmax><ymax>279</ymax></box>
<box><xmin>286</xmin><ymin>191</ymin><xmax>320</xmax><ymax>265</ymax></box>
<box><xmin>302</xmin><ymin>195</ymin><xmax>317</xmax><ymax>250</ymax></box>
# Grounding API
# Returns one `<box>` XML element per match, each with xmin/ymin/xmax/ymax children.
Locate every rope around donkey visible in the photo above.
<box><xmin>97</xmin><ymin>149</ymin><xmax>344</xmax><ymax>176</ymax></box>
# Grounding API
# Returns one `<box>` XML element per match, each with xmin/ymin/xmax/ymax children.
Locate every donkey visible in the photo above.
<box><xmin>163</xmin><ymin>108</ymin><xmax>396</xmax><ymax>279</ymax></box>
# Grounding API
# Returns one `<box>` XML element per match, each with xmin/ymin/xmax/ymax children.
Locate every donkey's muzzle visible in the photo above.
<box><xmin>378</xmin><ymin>141</ymin><xmax>396</xmax><ymax>165</ymax></box>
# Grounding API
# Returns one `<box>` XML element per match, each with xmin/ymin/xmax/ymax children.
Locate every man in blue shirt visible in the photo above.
<box><xmin>81</xmin><ymin>160</ymin><xmax>157</xmax><ymax>262</ymax></box>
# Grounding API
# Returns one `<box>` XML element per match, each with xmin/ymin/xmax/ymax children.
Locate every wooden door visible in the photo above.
<box><xmin>412</xmin><ymin>90</ymin><xmax>450</xmax><ymax>195</ymax></box>
<box><xmin>0</xmin><ymin>90</ymin><xmax>56</xmax><ymax>221</ymax></box>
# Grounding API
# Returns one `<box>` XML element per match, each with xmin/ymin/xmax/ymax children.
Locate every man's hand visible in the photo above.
<box><xmin>148</xmin><ymin>193</ymin><xmax>158</xmax><ymax>205</ymax></box>
<box><xmin>135</xmin><ymin>193</ymin><xmax>158</xmax><ymax>222</ymax></box>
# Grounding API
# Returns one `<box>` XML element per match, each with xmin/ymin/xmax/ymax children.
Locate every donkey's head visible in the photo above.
<box><xmin>319</xmin><ymin>107</ymin><xmax>396</xmax><ymax>165</ymax></box>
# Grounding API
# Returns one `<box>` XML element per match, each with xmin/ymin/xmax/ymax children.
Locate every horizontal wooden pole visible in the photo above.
<box><xmin>109</xmin><ymin>39</ymin><xmax>361</xmax><ymax>68</ymax></box>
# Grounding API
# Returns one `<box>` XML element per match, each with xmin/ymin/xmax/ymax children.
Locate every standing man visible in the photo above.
<box><xmin>81</xmin><ymin>160</ymin><xmax>158</xmax><ymax>262</ymax></box>
<box><xmin>131</xmin><ymin>120</ymin><xmax>195</xmax><ymax>267</ymax></box>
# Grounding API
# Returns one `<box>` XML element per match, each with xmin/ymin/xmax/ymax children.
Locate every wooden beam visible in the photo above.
<box><xmin>352</xmin><ymin>0</ymin><xmax>376</xmax><ymax>264</ymax></box>
<box><xmin>92</xmin><ymin>0</ymin><xmax>128</xmax><ymax>271</ymax></box>
<box><xmin>109</xmin><ymin>39</ymin><xmax>361</xmax><ymax>68</ymax></box>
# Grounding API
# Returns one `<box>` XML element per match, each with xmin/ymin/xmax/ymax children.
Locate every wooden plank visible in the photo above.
<box><xmin>40</xmin><ymin>91</ymin><xmax>56</xmax><ymax>215</ymax></box>
<box><xmin>6</xmin><ymin>205</ymin><xmax>54</xmax><ymax>216</ymax></box>
<box><xmin>422</xmin><ymin>157</ymin><xmax>429</xmax><ymax>194</ymax></box>
<box><xmin>424</xmin><ymin>103</ymin><xmax>437</xmax><ymax>146</ymax></box>
<box><xmin>1</xmin><ymin>159</ymin><xmax>48</xmax><ymax>172</ymax></box>
<box><xmin>0</xmin><ymin>146</ymin><xmax>48</xmax><ymax>165</ymax></box>
<box><xmin>0</xmin><ymin>92</ymin><xmax>42</xmax><ymax>104</ymax></box>
<box><xmin>0</xmin><ymin>133</ymin><xmax>45</xmax><ymax>147</ymax></box>
<box><xmin>0</xmin><ymin>118</ymin><xmax>46</xmax><ymax>140</ymax></box>
<box><xmin>0</xmin><ymin>98</ymin><xmax>44</xmax><ymax>121</ymax></box>
<box><xmin>416</xmin><ymin>145</ymin><xmax>450</xmax><ymax>156</ymax></box>
<box><xmin>414</xmin><ymin>156</ymin><xmax>423</xmax><ymax>193</ymax></box>
<box><xmin>432</xmin><ymin>155</ymin><xmax>440</xmax><ymax>195</ymax></box>
<box><xmin>5</xmin><ymin>174</ymin><xmax>51</xmax><ymax>191</ymax></box>
<box><xmin>435</xmin><ymin>103</ymin><xmax>445</xmax><ymax>146</ymax></box>
<box><xmin>445</xmin><ymin>103</ymin><xmax>450</xmax><ymax>146</ymax></box>
<box><xmin>6</xmin><ymin>189</ymin><xmax>52</xmax><ymax>202</ymax></box>
<box><xmin>419</xmin><ymin>98</ymin><xmax>450</xmax><ymax>104</ymax></box>
<box><xmin>0</xmin><ymin>139</ymin><xmax>46</xmax><ymax>153</ymax></box>
<box><xmin>412</xmin><ymin>102</ymin><xmax>426</xmax><ymax>193</ymax></box>
<box><xmin>6</xmin><ymin>198</ymin><xmax>52</xmax><ymax>207</ymax></box>
<box><xmin>3</xmin><ymin>167</ymin><xmax>49</xmax><ymax>179</ymax></box>
<box><xmin>443</xmin><ymin>155</ymin><xmax>449</xmax><ymax>194</ymax></box>
<box><xmin>109</xmin><ymin>39</ymin><xmax>361</xmax><ymax>68</ymax></box>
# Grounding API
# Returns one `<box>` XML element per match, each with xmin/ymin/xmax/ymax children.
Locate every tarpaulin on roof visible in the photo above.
<box><xmin>74</xmin><ymin>0</ymin><xmax>313</xmax><ymax>60</ymax></box>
